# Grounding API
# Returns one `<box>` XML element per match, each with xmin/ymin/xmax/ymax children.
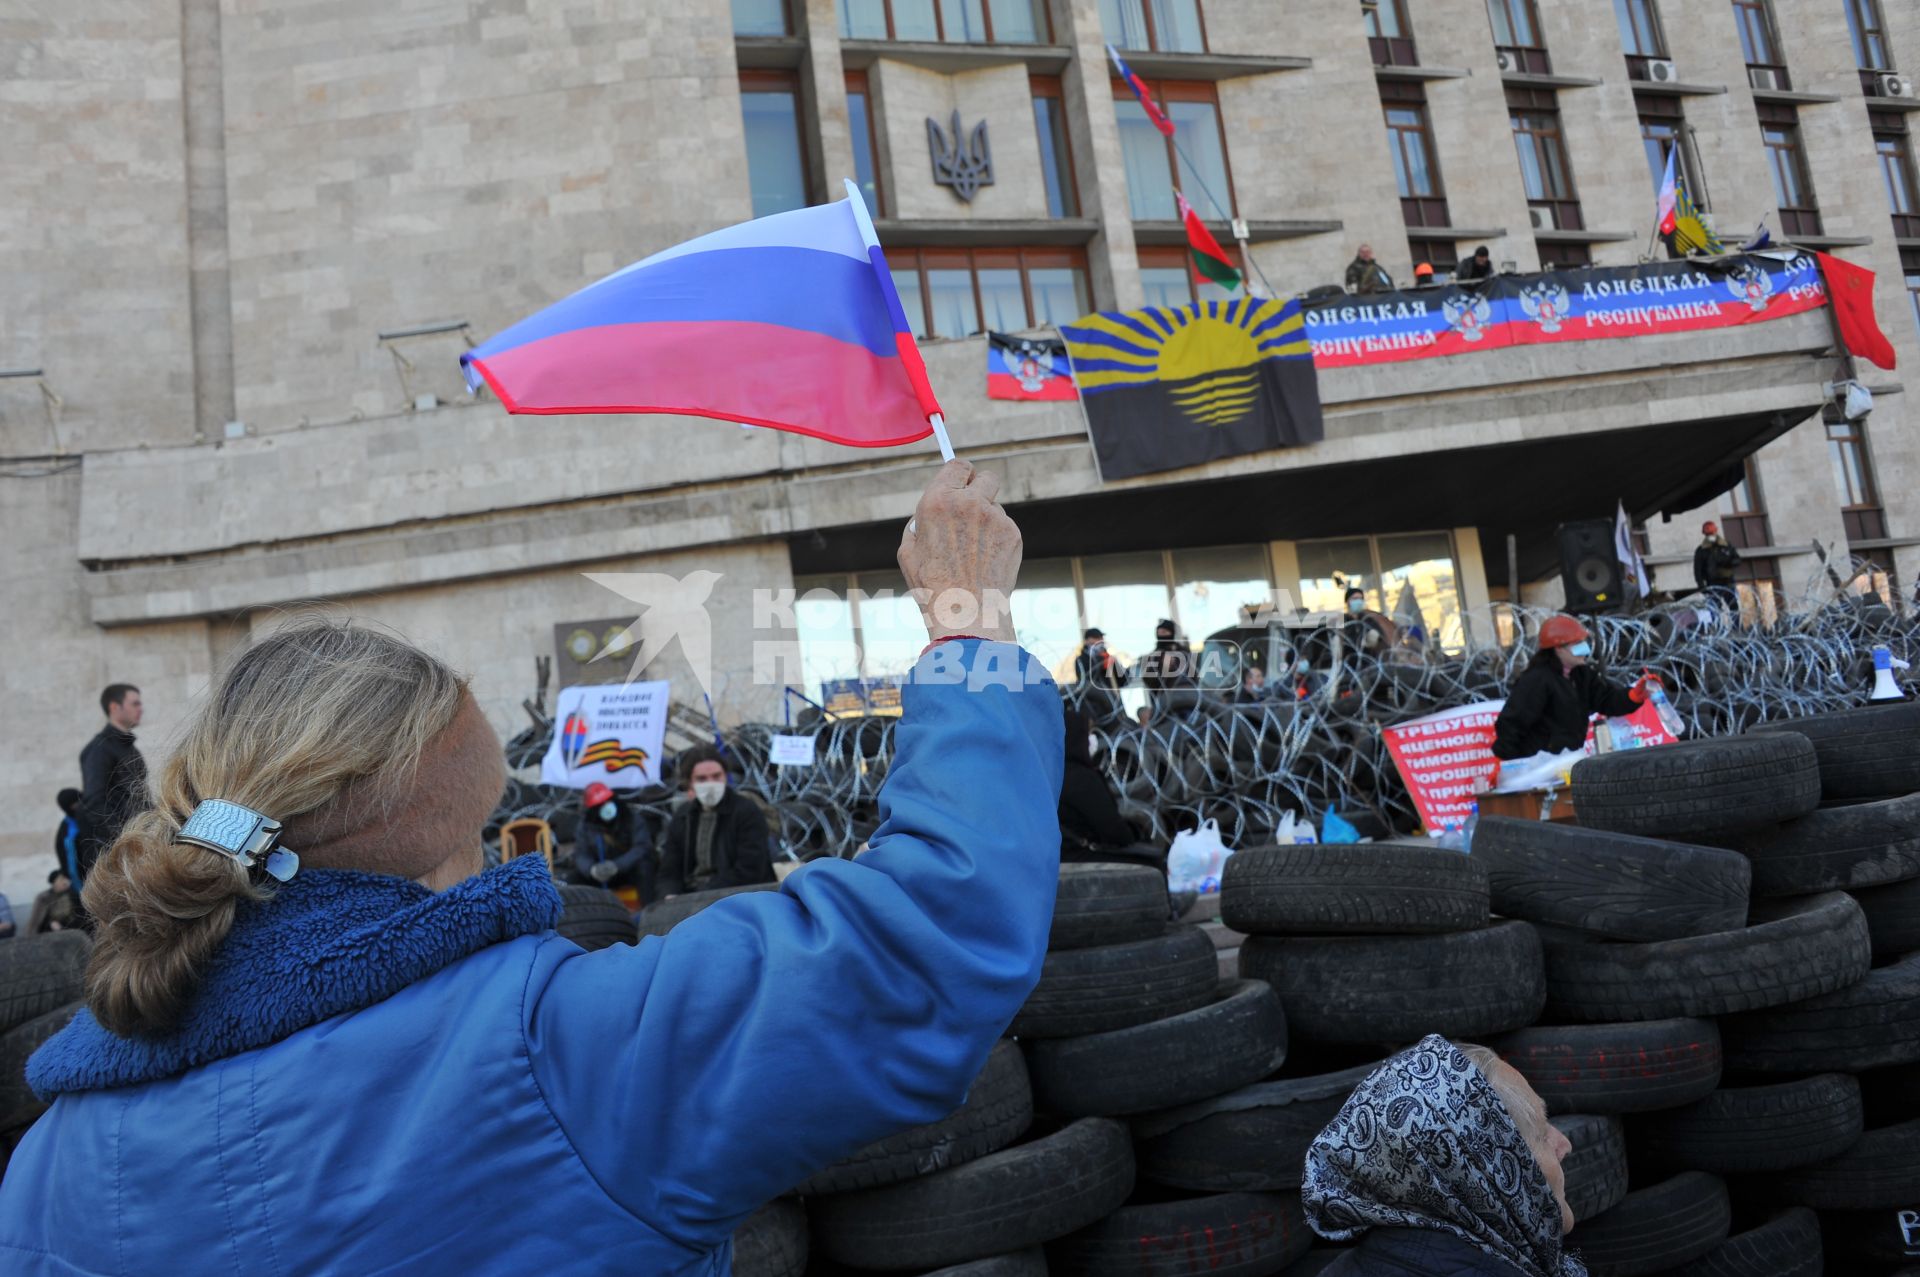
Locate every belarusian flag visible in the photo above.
<box><xmin>1178</xmin><ymin>192</ymin><xmax>1242</xmax><ymax>292</ymax></box>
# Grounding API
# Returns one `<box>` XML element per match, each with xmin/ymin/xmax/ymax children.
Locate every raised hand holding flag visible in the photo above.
<box><xmin>462</xmin><ymin>180</ymin><xmax>952</xmax><ymax>458</ymax></box>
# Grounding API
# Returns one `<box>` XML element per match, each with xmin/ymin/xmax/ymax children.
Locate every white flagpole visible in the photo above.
<box><xmin>845</xmin><ymin>178</ymin><xmax>953</xmax><ymax>462</ymax></box>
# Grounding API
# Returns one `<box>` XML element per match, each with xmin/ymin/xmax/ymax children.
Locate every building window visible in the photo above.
<box><xmin>740</xmin><ymin>71</ymin><xmax>809</xmax><ymax>217</ymax></box>
<box><xmin>1874</xmin><ymin>113</ymin><xmax>1920</xmax><ymax>237</ymax></box>
<box><xmin>1298</xmin><ymin>532</ymin><xmax>1467</xmax><ymax>650</ymax></box>
<box><xmin>1138</xmin><ymin>244</ymin><xmax>1243</xmax><ymax>307</ymax></box>
<box><xmin>734</xmin><ymin>0</ymin><xmax>791</xmax><ymax>35</ymax></box>
<box><xmin>1759</xmin><ymin>102</ymin><xmax>1821</xmax><ymax>237</ymax></box>
<box><xmin>1829</xmin><ymin>416</ymin><xmax>1887</xmax><ymax>527</ymax></box>
<box><xmin>1508</xmin><ymin>88</ymin><xmax>1582</xmax><ymax>230</ymax></box>
<box><xmin>1845</xmin><ymin>0</ymin><xmax>1893</xmax><ymax>72</ymax></box>
<box><xmin>1903</xmin><ymin>247</ymin><xmax>1920</xmax><ymax>340</ymax></box>
<box><xmin>1381</xmin><ymin>83</ymin><xmax>1449</xmax><ymax>228</ymax></box>
<box><xmin>1410</xmin><ymin>239</ymin><xmax>1460</xmax><ymax>273</ymax></box>
<box><xmin>1364</xmin><ymin>0</ymin><xmax>1417</xmax><ymax>67</ymax></box>
<box><xmin>847</xmin><ymin>72</ymin><xmax>884</xmax><ymax>216</ymax></box>
<box><xmin>1114</xmin><ymin>81</ymin><xmax>1234</xmax><ymax>220</ymax></box>
<box><xmin>1733</xmin><ymin>0</ymin><xmax>1789</xmax><ymax>88</ymax></box>
<box><xmin>1101</xmin><ymin>0</ymin><xmax>1206</xmax><ymax>52</ymax></box>
<box><xmin>1032</xmin><ymin>77</ymin><xmax>1080</xmax><ymax>218</ymax></box>
<box><xmin>1716</xmin><ymin>459</ymin><xmax>1782</xmax><ymax>625</ymax></box>
<box><xmin>1537</xmin><ymin>241</ymin><xmax>1592</xmax><ymax>267</ymax></box>
<box><xmin>839</xmin><ymin>0</ymin><xmax>1051</xmax><ymax>44</ymax></box>
<box><xmin>1613</xmin><ymin>0</ymin><xmax>1666</xmax><ymax>60</ymax></box>
<box><xmin>1639</xmin><ymin>97</ymin><xmax>1705</xmax><ymax>208</ymax></box>
<box><xmin>1487</xmin><ymin>0</ymin><xmax>1550</xmax><ymax>74</ymax></box>
<box><xmin>888</xmin><ymin>247</ymin><xmax>1090</xmax><ymax>339</ymax></box>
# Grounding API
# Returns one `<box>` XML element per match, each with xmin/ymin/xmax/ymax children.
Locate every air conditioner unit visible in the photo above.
<box><xmin>1528</xmin><ymin>206</ymin><xmax>1556</xmax><ymax>231</ymax></box>
<box><xmin>1496</xmin><ymin>50</ymin><xmax>1517</xmax><ymax>73</ymax></box>
<box><xmin>1646</xmin><ymin>59</ymin><xmax>1678</xmax><ymax>83</ymax></box>
<box><xmin>1875</xmin><ymin>72</ymin><xmax>1915</xmax><ymax>98</ymax></box>
<box><xmin>1748</xmin><ymin>65</ymin><xmax>1783</xmax><ymax>91</ymax></box>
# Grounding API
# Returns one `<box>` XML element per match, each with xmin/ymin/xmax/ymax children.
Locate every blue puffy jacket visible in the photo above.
<box><xmin>0</xmin><ymin>640</ymin><xmax>1062</xmax><ymax>1276</ymax></box>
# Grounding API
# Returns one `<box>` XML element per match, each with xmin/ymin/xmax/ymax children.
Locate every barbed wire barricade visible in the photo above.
<box><xmin>488</xmin><ymin>569</ymin><xmax>1918</xmax><ymax>860</ymax></box>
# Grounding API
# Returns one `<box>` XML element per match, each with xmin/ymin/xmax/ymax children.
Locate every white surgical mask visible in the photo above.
<box><xmin>597</xmin><ymin>801</ymin><xmax>617</xmax><ymax>822</ymax></box>
<box><xmin>1087</xmin><ymin>734</ymin><xmax>1100</xmax><ymax>758</ymax></box>
<box><xmin>693</xmin><ymin>780</ymin><xmax>726</xmax><ymax>808</ymax></box>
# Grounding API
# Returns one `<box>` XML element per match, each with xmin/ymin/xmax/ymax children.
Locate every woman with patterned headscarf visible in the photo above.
<box><xmin>1302</xmin><ymin>1035</ymin><xmax>1584</xmax><ymax>1276</ymax></box>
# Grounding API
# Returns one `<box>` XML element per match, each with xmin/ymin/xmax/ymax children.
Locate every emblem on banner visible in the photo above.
<box><xmin>1726</xmin><ymin>261</ymin><xmax>1773</xmax><ymax>312</ymax></box>
<box><xmin>1517</xmin><ymin>281</ymin><xmax>1571</xmax><ymax>334</ymax></box>
<box><xmin>999</xmin><ymin>337</ymin><xmax>1059</xmax><ymax>394</ymax></box>
<box><xmin>1441</xmin><ymin>291</ymin><xmax>1493</xmax><ymax>341</ymax></box>
<box><xmin>928</xmin><ymin>110</ymin><xmax>994</xmax><ymax>203</ymax></box>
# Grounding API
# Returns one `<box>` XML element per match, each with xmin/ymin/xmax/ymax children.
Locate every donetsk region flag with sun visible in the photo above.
<box><xmin>1060</xmin><ymin>297</ymin><xmax>1323</xmax><ymax>480</ymax></box>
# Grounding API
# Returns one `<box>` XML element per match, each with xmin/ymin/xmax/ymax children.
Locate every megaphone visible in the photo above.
<box><xmin>1871</xmin><ymin>645</ymin><xmax>1910</xmax><ymax>702</ymax></box>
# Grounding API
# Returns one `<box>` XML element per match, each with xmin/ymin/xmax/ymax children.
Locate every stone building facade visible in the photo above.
<box><xmin>4</xmin><ymin>0</ymin><xmax>1918</xmax><ymax>897</ymax></box>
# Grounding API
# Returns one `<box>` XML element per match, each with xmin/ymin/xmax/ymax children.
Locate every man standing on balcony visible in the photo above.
<box><xmin>1346</xmin><ymin>244</ymin><xmax>1393</xmax><ymax>294</ymax></box>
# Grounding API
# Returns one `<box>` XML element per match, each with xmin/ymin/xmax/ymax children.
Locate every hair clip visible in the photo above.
<box><xmin>175</xmin><ymin>799</ymin><xmax>300</xmax><ymax>883</ymax></box>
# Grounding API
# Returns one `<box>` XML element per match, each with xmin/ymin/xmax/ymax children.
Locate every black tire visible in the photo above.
<box><xmin>553</xmin><ymin>883</ymin><xmax>636</xmax><ymax>951</ymax></box>
<box><xmin>1553</xmin><ymin>1114</ymin><xmax>1629</xmax><ymax>1223</ymax></box>
<box><xmin>810</xmin><ymin>1118</ymin><xmax>1135</xmax><ymax>1271</ymax></box>
<box><xmin>1749</xmin><ymin>701</ymin><xmax>1920</xmax><ymax>800</ymax></box>
<box><xmin>0</xmin><ymin>1001</ymin><xmax>83</xmax><ymax>1130</ymax></box>
<box><xmin>1719</xmin><ymin>949</ymin><xmax>1920</xmax><ymax>1073</ymax></box>
<box><xmin>0</xmin><ymin>931</ymin><xmax>90</xmax><ymax>1036</ymax></box>
<box><xmin>1852</xmin><ymin>875</ymin><xmax>1920</xmax><ymax>963</ymax></box>
<box><xmin>1572</xmin><ymin>1171</ymin><xmax>1730</xmax><ymax>1277</ymax></box>
<box><xmin>1539</xmin><ymin>892</ymin><xmax>1870</xmax><ymax>1022</ymax></box>
<box><xmin>1238</xmin><ymin>921</ymin><xmax>1544</xmax><ymax>1045</ymax></box>
<box><xmin>1703</xmin><ymin>793</ymin><xmax>1920</xmax><ymax>898</ymax></box>
<box><xmin>1571</xmin><ymin>734</ymin><xmax>1820</xmax><ymax>839</ymax></box>
<box><xmin>1051</xmin><ymin>863</ymin><xmax>1169</xmax><ymax>951</ymax></box>
<box><xmin>1218</xmin><ymin>842</ymin><xmax>1488</xmax><ymax>936</ymax></box>
<box><xmin>922</xmin><ymin>1251</ymin><xmax>1047</xmax><ymax>1276</ymax></box>
<box><xmin>1636</xmin><ymin>1075</ymin><xmax>1863</xmax><ymax>1174</ymax></box>
<box><xmin>732</xmin><ymin>1198</ymin><xmax>807</xmax><ymax>1277</ymax></box>
<box><xmin>1027</xmin><ymin>980</ymin><xmax>1286</xmax><ymax>1118</ymax></box>
<box><xmin>1011</xmin><ymin>927</ymin><xmax>1217</xmax><ymax>1040</ymax></box>
<box><xmin>1472</xmin><ymin>819</ymin><xmax>1749</xmax><ymax>941</ymax></box>
<box><xmin>634</xmin><ymin>881</ymin><xmax>780</xmax><ymax>937</ymax></box>
<box><xmin>1676</xmin><ymin>1207</ymin><xmax>1822</xmax><ymax>1277</ymax></box>
<box><xmin>795</xmin><ymin>1040</ymin><xmax>1032</xmax><ymax>1197</ymax></box>
<box><xmin>1048</xmin><ymin>1191</ymin><xmax>1310</xmax><ymax>1277</ymax></box>
<box><xmin>1131</xmin><ymin>1061</ymin><xmax>1380</xmax><ymax>1193</ymax></box>
<box><xmin>1491</xmin><ymin>1019</ymin><xmax>1721</xmax><ymax>1115</ymax></box>
<box><xmin>1775</xmin><ymin>1118</ymin><xmax>1920</xmax><ymax>1210</ymax></box>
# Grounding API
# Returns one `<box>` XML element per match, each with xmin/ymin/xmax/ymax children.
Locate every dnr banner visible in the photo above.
<box><xmin>1060</xmin><ymin>297</ymin><xmax>1324</xmax><ymax>481</ymax></box>
<box><xmin>1303</xmin><ymin>251</ymin><xmax>1828</xmax><ymax>369</ymax></box>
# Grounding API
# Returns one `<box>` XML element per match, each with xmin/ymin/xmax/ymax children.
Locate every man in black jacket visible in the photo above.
<box><xmin>572</xmin><ymin>781</ymin><xmax>655</xmax><ymax>897</ymax></box>
<box><xmin>1692</xmin><ymin>520</ymin><xmax>1741</xmax><ymax>611</ymax></box>
<box><xmin>1492</xmin><ymin>615</ymin><xmax>1651</xmax><ymax>761</ymax></box>
<box><xmin>656</xmin><ymin>746</ymin><xmax>774</xmax><ymax>897</ymax></box>
<box><xmin>77</xmin><ymin>683</ymin><xmax>148</xmax><ymax>883</ymax></box>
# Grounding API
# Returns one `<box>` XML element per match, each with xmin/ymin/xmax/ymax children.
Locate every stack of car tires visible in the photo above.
<box><xmin>0</xmin><ymin>930</ymin><xmax>91</xmax><ymax>1182</ymax></box>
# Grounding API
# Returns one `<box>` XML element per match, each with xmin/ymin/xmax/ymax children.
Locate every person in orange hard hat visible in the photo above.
<box><xmin>1492</xmin><ymin>615</ymin><xmax>1658</xmax><ymax>761</ymax></box>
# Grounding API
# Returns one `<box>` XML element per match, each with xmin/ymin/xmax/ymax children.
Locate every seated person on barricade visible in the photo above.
<box><xmin>1491</xmin><ymin>614</ymin><xmax>1656</xmax><ymax>787</ymax></box>
<box><xmin>656</xmin><ymin>745</ymin><xmax>774</xmax><ymax>898</ymax></box>
<box><xmin>571</xmin><ymin>781</ymin><xmax>654</xmax><ymax>897</ymax></box>
<box><xmin>1059</xmin><ymin>708</ymin><xmax>1164</xmax><ymax>875</ymax></box>
<box><xmin>1302</xmin><ymin>1036</ymin><xmax>1581</xmax><ymax>1277</ymax></box>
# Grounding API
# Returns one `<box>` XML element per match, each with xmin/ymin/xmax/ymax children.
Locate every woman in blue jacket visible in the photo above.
<box><xmin>0</xmin><ymin>461</ymin><xmax>1060</xmax><ymax>1277</ymax></box>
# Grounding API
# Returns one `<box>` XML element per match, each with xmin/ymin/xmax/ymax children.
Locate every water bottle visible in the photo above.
<box><xmin>1647</xmin><ymin>677</ymin><xmax>1684</xmax><ymax>739</ymax></box>
<box><xmin>1459</xmin><ymin>801</ymin><xmax>1479</xmax><ymax>855</ymax></box>
<box><xmin>1293</xmin><ymin>819</ymin><xmax>1318</xmax><ymax>845</ymax></box>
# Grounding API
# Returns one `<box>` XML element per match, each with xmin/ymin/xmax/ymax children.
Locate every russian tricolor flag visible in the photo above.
<box><xmin>462</xmin><ymin>182</ymin><xmax>943</xmax><ymax>449</ymax></box>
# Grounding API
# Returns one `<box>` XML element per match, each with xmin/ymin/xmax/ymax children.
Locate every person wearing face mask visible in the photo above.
<box><xmin>1343</xmin><ymin>587</ymin><xmax>1398</xmax><ymax>656</ymax></box>
<box><xmin>571</xmin><ymin>781</ymin><xmax>655</xmax><ymax>897</ymax></box>
<box><xmin>1303</xmin><ymin>1036</ymin><xmax>1583</xmax><ymax>1275</ymax></box>
<box><xmin>1074</xmin><ymin>627</ymin><xmax>1131</xmax><ymax>692</ymax></box>
<box><xmin>1491</xmin><ymin>615</ymin><xmax>1654</xmax><ymax>762</ymax></box>
<box><xmin>656</xmin><ymin>746</ymin><xmax>773</xmax><ymax>899</ymax></box>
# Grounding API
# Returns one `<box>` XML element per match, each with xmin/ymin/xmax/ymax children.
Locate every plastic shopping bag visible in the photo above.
<box><xmin>1168</xmin><ymin>818</ymin><xmax>1232</xmax><ymax>893</ymax></box>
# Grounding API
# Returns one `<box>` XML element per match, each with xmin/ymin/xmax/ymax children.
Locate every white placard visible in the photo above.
<box><xmin>541</xmin><ymin>681</ymin><xmax>671</xmax><ymax>789</ymax></box>
<box><xmin>769</xmin><ymin>734</ymin><xmax>817</xmax><ymax>767</ymax></box>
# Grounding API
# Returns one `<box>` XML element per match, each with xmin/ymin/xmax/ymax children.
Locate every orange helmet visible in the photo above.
<box><xmin>583</xmin><ymin>782</ymin><xmax>614</xmax><ymax>807</ymax></box>
<box><xmin>1538</xmin><ymin>614</ymin><xmax>1589</xmax><ymax>650</ymax></box>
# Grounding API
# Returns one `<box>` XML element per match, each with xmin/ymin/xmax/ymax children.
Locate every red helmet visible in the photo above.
<box><xmin>1538</xmin><ymin>614</ymin><xmax>1589</xmax><ymax>650</ymax></box>
<box><xmin>583</xmin><ymin>782</ymin><xmax>614</xmax><ymax>807</ymax></box>
<box><xmin>1702</xmin><ymin>520</ymin><xmax>1719</xmax><ymax>535</ymax></box>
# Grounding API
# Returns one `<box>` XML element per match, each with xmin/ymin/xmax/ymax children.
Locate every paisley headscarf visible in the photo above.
<box><xmin>1301</xmin><ymin>1035</ymin><xmax>1587</xmax><ymax>1277</ymax></box>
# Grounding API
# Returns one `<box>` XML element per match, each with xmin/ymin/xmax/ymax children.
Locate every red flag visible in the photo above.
<box><xmin>1177</xmin><ymin>192</ymin><xmax>1242</xmax><ymax>292</ymax></box>
<box><xmin>1814</xmin><ymin>251</ymin><xmax>1898</xmax><ymax>370</ymax></box>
